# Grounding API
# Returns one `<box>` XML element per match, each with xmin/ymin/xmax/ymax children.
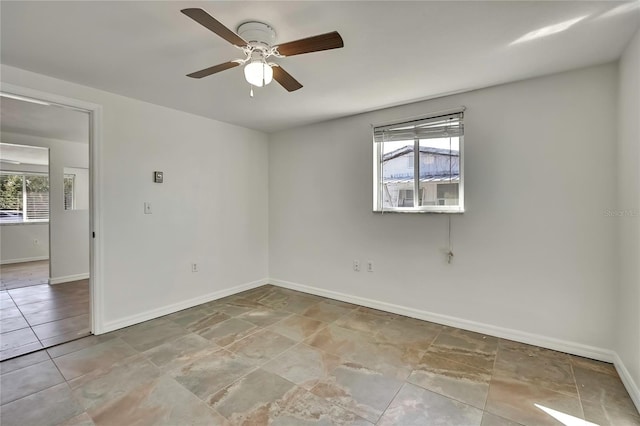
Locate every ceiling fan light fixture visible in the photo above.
<box><xmin>244</xmin><ymin>61</ymin><xmax>273</xmax><ymax>87</ymax></box>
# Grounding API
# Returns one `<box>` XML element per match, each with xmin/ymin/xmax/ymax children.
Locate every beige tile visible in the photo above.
<box><xmin>0</xmin><ymin>359</ymin><xmax>65</xmax><ymax>405</ymax></box>
<box><xmin>306</xmin><ymin>324</ymin><xmax>423</xmax><ymax>380</ymax></box>
<box><xmin>209</xmin><ymin>368</ymin><xmax>296</xmax><ymax>421</ymax></box>
<box><xmin>481</xmin><ymin>412</ymin><xmax>524</xmax><ymax>426</ymax></box>
<box><xmin>236</xmin><ymin>307</ymin><xmax>292</xmax><ymax>327</ymax></box>
<box><xmin>408</xmin><ymin>351</ymin><xmax>491</xmax><ymax>409</ymax></box>
<box><xmin>0</xmin><ymin>349</ymin><xmax>49</xmax><ymax>374</ymax></box>
<box><xmin>0</xmin><ymin>382</ymin><xmax>84</xmax><ymax>426</ymax></box>
<box><xmin>47</xmin><ymin>333</ymin><xmax>117</xmax><ymax>358</ymax></box>
<box><xmin>570</xmin><ymin>354</ymin><xmax>618</xmax><ymax>376</ymax></box>
<box><xmin>581</xmin><ymin>397</ymin><xmax>640</xmax><ymax>426</ymax></box>
<box><xmin>184</xmin><ymin>311</ymin><xmax>231</xmax><ymax>332</ymax></box>
<box><xmin>87</xmin><ymin>375</ymin><xmax>229</xmax><ymax>425</ymax></box>
<box><xmin>374</xmin><ymin>315</ymin><xmax>443</xmax><ymax>352</ymax></box>
<box><xmin>69</xmin><ymin>354</ymin><xmax>161</xmax><ymax>412</ymax></box>
<box><xmin>574</xmin><ymin>364</ymin><xmax>638</xmax><ymax>417</ymax></box>
<box><xmin>2</xmin><ymin>287</ymin><xmax>636</xmax><ymax>426</ymax></box>
<box><xmin>485</xmin><ymin>377</ymin><xmax>583</xmax><ymax>426</ymax></box>
<box><xmin>258</xmin><ymin>291</ymin><xmax>323</xmax><ymax>314</ymax></box>
<box><xmin>263</xmin><ymin>343</ymin><xmax>342</xmax><ymax>390</ymax></box>
<box><xmin>169</xmin><ymin>309</ymin><xmax>230</xmax><ymax>333</ymax></box>
<box><xmin>40</xmin><ymin>329</ymin><xmax>93</xmax><ymax>348</ymax></box>
<box><xmin>493</xmin><ymin>340</ymin><xmax>577</xmax><ymax>397</ymax></box>
<box><xmin>53</xmin><ymin>338</ymin><xmax>138</xmax><ymax>380</ymax></box>
<box><xmin>428</xmin><ymin>328</ymin><xmax>498</xmax><ymax>373</ymax></box>
<box><xmin>269</xmin><ymin>386</ymin><xmax>373</xmax><ymax>425</ymax></box>
<box><xmin>268</xmin><ymin>314</ymin><xmax>327</xmax><ymax>341</ymax></box>
<box><xmin>168</xmin><ymin>348</ymin><xmax>255</xmax><ymax>401</ymax></box>
<box><xmin>378</xmin><ymin>383</ymin><xmax>483</xmax><ymax>426</ymax></box>
<box><xmin>196</xmin><ymin>317</ymin><xmax>259</xmax><ymax>346</ymax></box>
<box><xmin>334</xmin><ymin>308</ymin><xmax>397</xmax><ymax>335</ymax></box>
<box><xmin>143</xmin><ymin>333</ymin><xmax>214</xmax><ymax>369</ymax></box>
<box><xmin>58</xmin><ymin>412</ymin><xmax>95</xmax><ymax>426</ymax></box>
<box><xmin>202</xmin><ymin>300</ymin><xmax>255</xmax><ymax>317</ymax></box>
<box><xmin>233</xmin><ymin>285</ymin><xmax>276</xmax><ymax>301</ymax></box>
<box><xmin>301</xmin><ymin>301</ymin><xmax>357</xmax><ymax>322</ymax></box>
<box><xmin>311</xmin><ymin>361</ymin><xmax>404</xmax><ymax>423</ymax></box>
<box><xmin>118</xmin><ymin>318</ymin><xmax>190</xmax><ymax>351</ymax></box>
<box><xmin>226</xmin><ymin>329</ymin><xmax>297</xmax><ymax>364</ymax></box>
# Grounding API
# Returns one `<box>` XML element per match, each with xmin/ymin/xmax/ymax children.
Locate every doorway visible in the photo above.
<box><xmin>0</xmin><ymin>91</ymin><xmax>96</xmax><ymax>360</ymax></box>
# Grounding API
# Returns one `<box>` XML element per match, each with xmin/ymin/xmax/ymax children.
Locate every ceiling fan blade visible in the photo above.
<box><xmin>181</xmin><ymin>8</ymin><xmax>246</xmax><ymax>47</ymax></box>
<box><xmin>273</xmin><ymin>66</ymin><xmax>303</xmax><ymax>92</ymax></box>
<box><xmin>187</xmin><ymin>61</ymin><xmax>239</xmax><ymax>79</ymax></box>
<box><xmin>275</xmin><ymin>31</ymin><xmax>344</xmax><ymax>57</ymax></box>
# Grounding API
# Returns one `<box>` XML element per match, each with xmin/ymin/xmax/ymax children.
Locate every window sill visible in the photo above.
<box><xmin>373</xmin><ymin>208</ymin><xmax>465</xmax><ymax>214</ymax></box>
<box><xmin>0</xmin><ymin>221</ymin><xmax>49</xmax><ymax>226</ymax></box>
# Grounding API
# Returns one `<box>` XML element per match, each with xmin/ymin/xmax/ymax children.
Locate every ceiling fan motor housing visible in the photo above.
<box><xmin>237</xmin><ymin>21</ymin><xmax>276</xmax><ymax>51</ymax></box>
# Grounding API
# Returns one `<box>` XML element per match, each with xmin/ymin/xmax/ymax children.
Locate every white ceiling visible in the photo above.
<box><xmin>0</xmin><ymin>143</ymin><xmax>49</xmax><ymax>166</ymax></box>
<box><xmin>1</xmin><ymin>1</ymin><xmax>638</xmax><ymax>133</ymax></box>
<box><xmin>0</xmin><ymin>97</ymin><xmax>89</xmax><ymax>143</ymax></box>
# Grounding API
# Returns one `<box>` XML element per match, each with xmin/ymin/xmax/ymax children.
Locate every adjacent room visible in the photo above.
<box><xmin>0</xmin><ymin>98</ymin><xmax>91</xmax><ymax>359</ymax></box>
<box><xmin>0</xmin><ymin>1</ymin><xmax>638</xmax><ymax>425</ymax></box>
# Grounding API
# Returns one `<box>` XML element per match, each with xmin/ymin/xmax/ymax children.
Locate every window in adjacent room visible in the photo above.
<box><xmin>64</xmin><ymin>173</ymin><xmax>75</xmax><ymax>210</ymax></box>
<box><xmin>373</xmin><ymin>109</ymin><xmax>464</xmax><ymax>213</ymax></box>
<box><xmin>0</xmin><ymin>172</ymin><xmax>49</xmax><ymax>223</ymax></box>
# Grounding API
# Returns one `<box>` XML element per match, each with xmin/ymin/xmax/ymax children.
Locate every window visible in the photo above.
<box><xmin>0</xmin><ymin>173</ymin><xmax>49</xmax><ymax>223</ymax></box>
<box><xmin>373</xmin><ymin>110</ymin><xmax>464</xmax><ymax>213</ymax></box>
<box><xmin>64</xmin><ymin>174</ymin><xmax>75</xmax><ymax>210</ymax></box>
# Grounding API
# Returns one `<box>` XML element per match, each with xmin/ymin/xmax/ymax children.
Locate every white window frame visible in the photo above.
<box><xmin>0</xmin><ymin>171</ymin><xmax>50</xmax><ymax>223</ymax></box>
<box><xmin>372</xmin><ymin>108</ymin><xmax>465</xmax><ymax>214</ymax></box>
<box><xmin>64</xmin><ymin>173</ymin><xmax>76</xmax><ymax>210</ymax></box>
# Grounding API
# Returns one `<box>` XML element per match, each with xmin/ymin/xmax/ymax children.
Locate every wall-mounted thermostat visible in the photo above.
<box><xmin>154</xmin><ymin>171</ymin><xmax>164</xmax><ymax>183</ymax></box>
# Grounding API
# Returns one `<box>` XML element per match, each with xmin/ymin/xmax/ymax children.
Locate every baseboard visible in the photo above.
<box><xmin>101</xmin><ymin>278</ymin><xmax>269</xmax><ymax>333</ymax></box>
<box><xmin>49</xmin><ymin>273</ymin><xmax>90</xmax><ymax>285</ymax></box>
<box><xmin>0</xmin><ymin>256</ymin><xmax>48</xmax><ymax>265</ymax></box>
<box><xmin>613</xmin><ymin>352</ymin><xmax>640</xmax><ymax>412</ymax></box>
<box><xmin>270</xmin><ymin>278</ymin><xmax>614</xmax><ymax>363</ymax></box>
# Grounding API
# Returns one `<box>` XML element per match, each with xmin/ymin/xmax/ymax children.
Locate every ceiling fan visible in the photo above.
<box><xmin>181</xmin><ymin>8</ymin><xmax>344</xmax><ymax>94</ymax></box>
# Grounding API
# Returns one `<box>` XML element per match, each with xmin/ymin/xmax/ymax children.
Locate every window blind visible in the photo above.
<box><xmin>373</xmin><ymin>111</ymin><xmax>464</xmax><ymax>143</ymax></box>
<box><xmin>0</xmin><ymin>173</ymin><xmax>49</xmax><ymax>222</ymax></box>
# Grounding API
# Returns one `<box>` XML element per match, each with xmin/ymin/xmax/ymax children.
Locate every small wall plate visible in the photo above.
<box><xmin>154</xmin><ymin>171</ymin><xmax>163</xmax><ymax>183</ymax></box>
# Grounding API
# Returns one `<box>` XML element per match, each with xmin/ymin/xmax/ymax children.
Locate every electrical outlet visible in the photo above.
<box><xmin>353</xmin><ymin>260</ymin><xmax>360</xmax><ymax>272</ymax></box>
<box><xmin>367</xmin><ymin>260</ymin><xmax>374</xmax><ymax>272</ymax></box>
<box><xmin>191</xmin><ymin>263</ymin><xmax>198</xmax><ymax>272</ymax></box>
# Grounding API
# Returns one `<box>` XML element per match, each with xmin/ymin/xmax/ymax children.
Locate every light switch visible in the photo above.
<box><xmin>144</xmin><ymin>202</ymin><xmax>152</xmax><ymax>214</ymax></box>
<box><xmin>154</xmin><ymin>171</ymin><xmax>163</xmax><ymax>183</ymax></box>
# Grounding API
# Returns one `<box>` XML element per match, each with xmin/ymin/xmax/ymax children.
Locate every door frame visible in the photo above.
<box><xmin>1</xmin><ymin>83</ymin><xmax>104</xmax><ymax>334</ymax></box>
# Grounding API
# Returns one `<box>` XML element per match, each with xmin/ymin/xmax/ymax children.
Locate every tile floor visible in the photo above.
<box><xmin>0</xmin><ymin>284</ymin><xmax>638</xmax><ymax>426</ymax></box>
<box><xmin>0</xmin><ymin>260</ymin><xmax>50</xmax><ymax>290</ymax></box>
<box><xmin>0</xmin><ymin>280</ymin><xmax>90</xmax><ymax>360</ymax></box>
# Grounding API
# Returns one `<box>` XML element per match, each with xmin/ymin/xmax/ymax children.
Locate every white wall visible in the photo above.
<box><xmin>1</xmin><ymin>65</ymin><xmax>269</xmax><ymax>329</ymax></box>
<box><xmin>0</xmin><ymin>153</ymin><xmax>49</xmax><ymax>264</ymax></box>
<box><xmin>0</xmin><ymin>223</ymin><xmax>49</xmax><ymax>264</ymax></box>
<box><xmin>269</xmin><ymin>63</ymin><xmax>618</xmax><ymax>354</ymax></box>
<box><xmin>1</xmin><ymin>132</ymin><xmax>89</xmax><ymax>281</ymax></box>
<box><xmin>617</xmin><ymin>28</ymin><xmax>640</xmax><ymax>405</ymax></box>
